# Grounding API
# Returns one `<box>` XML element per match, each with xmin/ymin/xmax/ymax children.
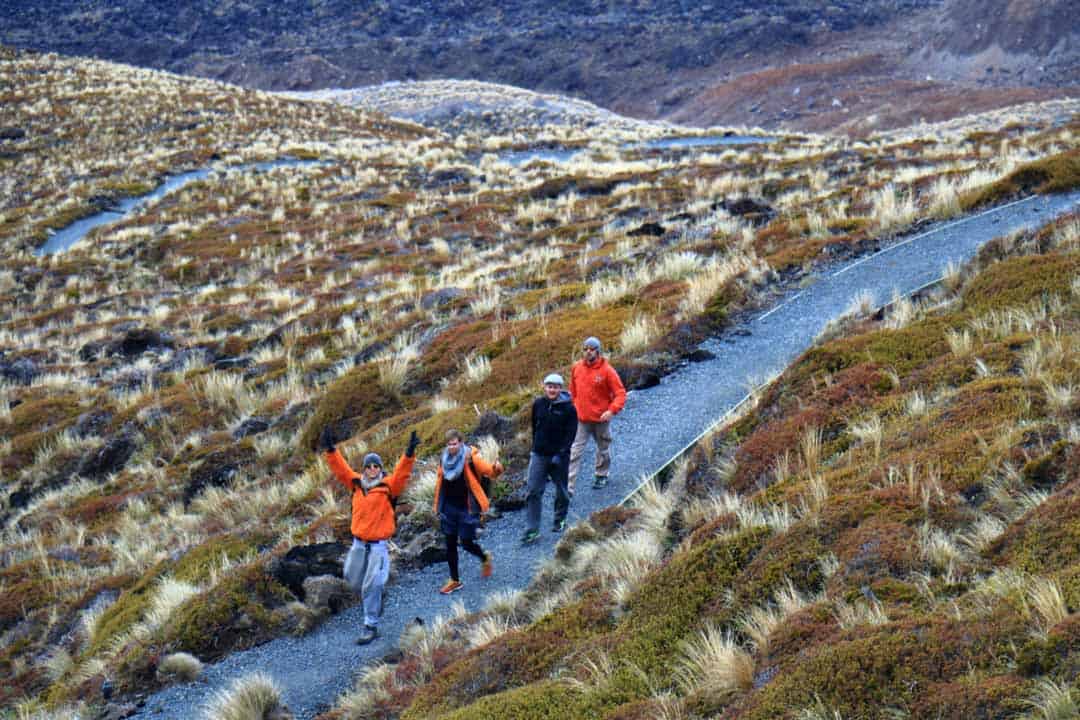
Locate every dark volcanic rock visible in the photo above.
<box><xmin>7</xmin><ymin>454</ymin><xmax>83</xmax><ymax>512</ymax></box>
<box><xmin>214</xmin><ymin>355</ymin><xmax>253</xmax><ymax>371</ymax></box>
<box><xmin>496</xmin><ymin>483</ymin><xmax>529</xmax><ymax>512</ymax></box>
<box><xmin>78</xmin><ymin>431</ymin><xmax>137</xmax><ymax>479</ymax></box>
<box><xmin>472</xmin><ymin>410</ymin><xmax>515</xmax><ymax>442</ymax></box>
<box><xmin>78</xmin><ymin>340</ymin><xmax>106</xmax><ymax>362</ymax></box>
<box><xmin>719</xmin><ymin>197</ymin><xmax>777</xmax><ymax>226</ymax></box>
<box><xmin>423</xmin><ymin>167</ymin><xmax>477</xmax><ymax>189</ymax></box>
<box><xmin>183</xmin><ymin>445</ymin><xmax>257</xmax><ymax>504</ymax></box>
<box><xmin>112</xmin><ymin>328</ymin><xmax>173</xmax><ymax>357</ymax></box>
<box><xmin>420</xmin><ymin>287</ymin><xmax>465</xmax><ymax>310</ymax></box>
<box><xmin>628</xmin><ymin>221</ymin><xmax>665</xmax><ymax>237</ymax></box>
<box><xmin>269</xmin><ymin>542</ymin><xmax>348</xmax><ymax>599</ymax></box>
<box><xmin>0</xmin><ymin>356</ymin><xmax>39</xmax><ymax>385</ymax></box>
<box><xmin>301</xmin><ymin>575</ymin><xmax>353</xmax><ymax>612</ymax></box>
<box><xmin>398</xmin><ymin>528</ymin><xmax>446</xmax><ymax>569</ymax></box>
<box><xmin>98</xmin><ymin>701</ymin><xmax>137</xmax><ymax>720</ymax></box>
<box><xmin>233</xmin><ymin>416</ymin><xmax>271</xmax><ymax>439</ymax></box>
<box><xmin>352</xmin><ymin>340</ymin><xmax>388</xmax><ymax>364</ymax></box>
<box><xmin>73</xmin><ymin>410</ymin><xmax>113</xmax><ymax>438</ymax></box>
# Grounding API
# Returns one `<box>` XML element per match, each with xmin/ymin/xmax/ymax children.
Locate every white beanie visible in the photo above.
<box><xmin>543</xmin><ymin>373</ymin><xmax>564</xmax><ymax>386</ymax></box>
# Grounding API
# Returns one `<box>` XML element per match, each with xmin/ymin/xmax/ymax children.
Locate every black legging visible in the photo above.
<box><xmin>445</xmin><ymin>533</ymin><xmax>485</xmax><ymax>581</ymax></box>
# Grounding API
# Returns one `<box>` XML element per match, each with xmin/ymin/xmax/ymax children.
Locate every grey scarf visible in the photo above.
<box><xmin>359</xmin><ymin>470</ymin><xmax>385</xmax><ymax>492</ymax></box>
<box><xmin>441</xmin><ymin>446</ymin><xmax>467</xmax><ymax>482</ymax></box>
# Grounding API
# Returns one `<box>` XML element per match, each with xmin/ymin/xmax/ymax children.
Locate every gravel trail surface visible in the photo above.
<box><xmin>133</xmin><ymin>191</ymin><xmax>1080</xmax><ymax>719</ymax></box>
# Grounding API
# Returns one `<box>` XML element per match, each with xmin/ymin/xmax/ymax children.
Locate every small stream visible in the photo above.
<box><xmin>35</xmin><ymin>159</ymin><xmax>322</xmax><ymax>256</ymax></box>
<box><xmin>39</xmin><ymin>139</ymin><xmax>774</xmax><ymax>256</ymax></box>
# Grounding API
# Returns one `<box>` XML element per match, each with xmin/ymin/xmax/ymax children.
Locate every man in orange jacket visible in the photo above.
<box><xmin>568</xmin><ymin>336</ymin><xmax>627</xmax><ymax>493</ymax></box>
<box><xmin>319</xmin><ymin>426</ymin><xmax>419</xmax><ymax>645</ymax></box>
<box><xmin>433</xmin><ymin>428</ymin><xmax>503</xmax><ymax>594</ymax></box>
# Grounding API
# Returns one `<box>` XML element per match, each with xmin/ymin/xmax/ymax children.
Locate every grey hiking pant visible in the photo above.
<box><xmin>525</xmin><ymin>451</ymin><xmax>571</xmax><ymax>533</ymax></box>
<box><xmin>567</xmin><ymin>420</ymin><xmax>612</xmax><ymax>492</ymax></box>
<box><xmin>343</xmin><ymin>538</ymin><xmax>390</xmax><ymax>628</ymax></box>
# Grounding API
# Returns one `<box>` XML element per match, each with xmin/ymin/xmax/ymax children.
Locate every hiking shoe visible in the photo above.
<box><xmin>592</xmin><ymin>476</ymin><xmax>609</xmax><ymax>488</ymax></box>
<box><xmin>520</xmin><ymin>529</ymin><xmax>540</xmax><ymax>545</ymax></box>
<box><xmin>552</xmin><ymin>518</ymin><xmax>566</xmax><ymax>533</ymax></box>
<box><xmin>440</xmin><ymin>579</ymin><xmax>464</xmax><ymax>595</ymax></box>
<box><xmin>355</xmin><ymin>624</ymin><xmax>378</xmax><ymax>645</ymax></box>
<box><xmin>481</xmin><ymin>553</ymin><xmax>493</xmax><ymax>579</ymax></box>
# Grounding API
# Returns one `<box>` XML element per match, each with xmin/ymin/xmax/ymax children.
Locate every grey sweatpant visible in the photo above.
<box><xmin>567</xmin><ymin>420</ymin><xmax>612</xmax><ymax>492</ymax></box>
<box><xmin>525</xmin><ymin>451</ymin><xmax>571</xmax><ymax>533</ymax></box>
<box><xmin>343</xmin><ymin>538</ymin><xmax>390</xmax><ymax>628</ymax></box>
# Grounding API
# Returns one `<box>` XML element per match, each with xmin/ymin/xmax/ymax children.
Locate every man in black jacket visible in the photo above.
<box><xmin>521</xmin><ymin>372</ymin><xmax>579</xmax><ymax>543</ymax></box>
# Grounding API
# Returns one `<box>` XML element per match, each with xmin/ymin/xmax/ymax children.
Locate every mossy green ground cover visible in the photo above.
<box><xmin>2</xmin><ymin>46</ymin><xmax>1079</xmax><ymax>714</ymax></box>
<box><xmin>384</xmin><ymin>214</ymin><xmax>1080</xmax><ymax>719</ymax></box>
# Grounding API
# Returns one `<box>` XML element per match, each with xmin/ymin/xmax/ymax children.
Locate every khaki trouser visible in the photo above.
<box><xmin>567</xmin><ymin>420</ymin><xmax>612</xmax><ymax>493</ymax></box>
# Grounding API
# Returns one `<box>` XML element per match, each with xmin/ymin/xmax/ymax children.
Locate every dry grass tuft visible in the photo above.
<box><xmin>200</xmin><ymin>672</ymin><xmax>289</xmax><ymax>720</ymax></box>
<box><xmin>1027</xmin><ymin>577</ymin><xmax>1069</xmax><ymax>638</ymax></box>
<box><xmin>1023</xmin><ymin>677</ymin><xmax>1078</xmax><ymax>720</ymax></box>
<box><xmin>674</xmin><ymin>623</ymin><xmax>754</xmax><ymax>700</ymax></box>
<box><xmin>337</xmin><ymin>663</ymin><xmax>395</xmax><ymax>718</ymax></box>
<box><xmin>158</xmin><ymin>652</ymin><xmax>204</xmax><ymax>682</ymax></box>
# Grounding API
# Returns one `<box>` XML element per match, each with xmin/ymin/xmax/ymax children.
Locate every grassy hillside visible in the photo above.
<box><xmin>1</xmin><ymin>46</ymin><xmax>1078</xmax><ymax>717</ymax></box>
<box><xmin>318</xmin><ymin>210</ymin><xmax>1080</xmax><ymax>720</ymax></box>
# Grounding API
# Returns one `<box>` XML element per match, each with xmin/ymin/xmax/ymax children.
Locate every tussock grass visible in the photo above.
<box><xmin>337</xmin><ymin>663</ymin><xmax>395</xmax><ymax>718</ymax></box>
<box><xmin>797</xmin><ymin>696</ymin><xmax>846</xmax><ymax>720</ymax></box>
<box><xmin>737</xmin><ymin>579</ymin><xmax>813</xmax><ymax>655</ymax></box>
<box><xmin>619</xmin><ymin>314</ymin><xmax>660</xmax><ymax>354</ymax></box>
<box><xmin>482</xmin><ymin>588</ymin><xmax>525</xmax><ymax>622</ymax></box>
<box><xmin>674</xmin><ymin>623</ymin><xmax>754</xmax><ymax>700</ymax></box>
<box><xmin>800</xmin><ymin>425</ymin><xmax>823</xmax><ymax>471</ymax></box>
<box><xmin>462</xmin><ymin>354</ymin><xmax>492</xmax><ymax>385</ymax></box>
<box><xmin>9</xmin><ymin>47</ymin><xmax>1080</xmax><ymax>714</ymax></box>
<box><xmin>682</xmin><ymin>490</ymin><xmax>743</xmax><ymax>530</ymax></box>
<box><xmin>1023</xmin><ymin>678</ymin><xmax>1078</xmax><ymax>720</ymax></box>
<box><xmin>847</xmin><ymin>413</ymin><xmax>884</xmax><ymax>461</ymax></box>
<box><xmin>1027</xmin><ymin>577</ymin><xmax>1069</xmax><ymax>638</ymax></box>
<box><xmin>377</xmin><ymin>356</ymin><xmax>412</xmax><ymax>396</ymax></box>
<box><xmin>158</xmin><ymin>652</ymin><xmax>204</xmax><ymax>682</ymax></box>
<box><xmin>401</xmin><ymin>470</ymin><xmax>438</xmax><ymax>514</ymax></box>
<box><xmin>833</xmin><ymin>597</ymin><xmax>889</xmax><ymax>630</ymax></box>
<box><xmin>200</xmin><ymin>672</ymin><xmax>288</xmax><ymax>720</ymax></box>
<box><xmin>467</xmin><ymin>615</ymin><xmax>514</xmax><ymax>649</ymax></box>
<box><xmin>872</xmin><ymin>183</ymin><xmax>918</xmax><ymax>235</ymax></box>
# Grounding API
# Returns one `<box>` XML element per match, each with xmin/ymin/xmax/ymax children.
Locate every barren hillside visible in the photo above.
<box><xmin>6</xmin><ymin>0</ymin><xmax>1076</xmax><ymax>133</ymax></box>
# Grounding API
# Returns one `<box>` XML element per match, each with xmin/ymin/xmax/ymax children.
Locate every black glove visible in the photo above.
<box><xmin>317</xmin><ymin>426</ymin><xmax>336</xmax><ymax>453</ymax></box>
<box><xmin>405</xmin><ymin>430</ymin><xmax>420</xmax><ymax>458</ymax></box>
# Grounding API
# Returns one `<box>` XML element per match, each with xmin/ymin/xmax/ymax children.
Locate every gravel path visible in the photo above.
<box><xmin>132</xmin><ymin>191</ymin><xmax>1080</xmax><ymax>719</ymax></box>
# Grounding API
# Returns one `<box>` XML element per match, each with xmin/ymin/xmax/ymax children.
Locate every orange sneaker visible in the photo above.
<box><xmin>439</xmin><ymin>579</ymin><xmax>463</xmax><ymax>595</ymax></box>
<box><xmin>481</xmin><ymin>553</ymin><xmax>493</xmax><ymax>578</ymax></box>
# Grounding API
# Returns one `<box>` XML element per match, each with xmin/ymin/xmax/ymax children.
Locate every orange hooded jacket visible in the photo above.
<box><xmin>569</xmin><ymin>356</ymin><xmax>627</xmax><ymax>423</ymax></box>
<box><xmin>326</xmin><ymin>449</ymin><xmax>414</xmax><ymax>542</ymax></box>
<box><xmin>432</xmin><ymin>446</ymin><xmax>503</xmax><ymax>516</ymax></box>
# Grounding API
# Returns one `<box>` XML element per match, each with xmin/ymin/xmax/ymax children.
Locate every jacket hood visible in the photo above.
<box><xmin>552</xmin><ymin>389</ymin><xmax>573</xmax><ymax>403</ymax></box>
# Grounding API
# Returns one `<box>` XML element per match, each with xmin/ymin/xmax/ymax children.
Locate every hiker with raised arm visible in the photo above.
<box><xmin>318</xmin><ymin>426</ymin><xmax>419</xmax><ymax>645</ymax></box>
<box><xmin>521</xmin><ymin>373</ymin><xmax>578</xmax><ymax>544</ymax></box>
<box><xmin>568</xmin><ymin>336</ymin><xmax>627</xmax><ymax>493</ymax></box>
<box><xmin>433</xmin><ymin>428</ymin><xmax>503</xmax><ymax>594</ymax></box>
